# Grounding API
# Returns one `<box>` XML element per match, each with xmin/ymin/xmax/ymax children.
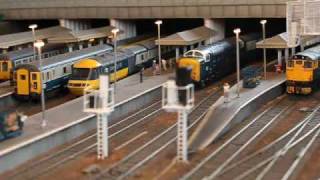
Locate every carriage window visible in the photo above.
<box><xmin>63</xmin><ymin>67</ymin><xmax>67</xmax><ymax>74</ymax></box>
<box><xmin>141</xmin><ymin>54</ymin><xmax>144</xmax><ymax>60</ymax></box>
<box><xmin>194</xmin><ymin>52</ymin><xmax>203</xmax><ymax>58</ymax></box>
<box><xmin>52</xmin><ymin>70</ymin><xmax>55</xmax><ymax>78</ymax></box>
<box><xmin>287</xmin><ymin>61</ymin><xmax>294</xmax><ymax>67</ymax></box>
<box><xmin>20</xmin><ymin>75</ymin><xmax>26</xmax><ymax>80</ymax></box>
<box><xmin>2</xmin><ymin>62</ymin><xmax>8</xmax><ymax>71</ymax></box>
<box><xmin>304</xmin><ymin>61</ymin><xmax>313</xmax><ymax>68</ymax></box>
<box><xmin>32</xmin><ymin>74</ymin><xmax>37</xmax><ymax>80</ymax></box>
<box><xmin>47</xmin><ymin>72</ymin><xmax>50</xmax><ymax>80</ymax></box>
<box><xmin>295</xmin><ymin>61</ymin><xmax>302</xmax><ymax>65</ymax></box>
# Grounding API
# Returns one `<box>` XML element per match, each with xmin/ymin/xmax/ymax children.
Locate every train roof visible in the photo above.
<box><xmin>123</xmin><ymin>45</ymin><xmax>147</xmax><ymax>55</ymax></box>
<box><xmin>16</xmin><ymin>44</ymin><xmax>113</xmax><ymax>71</ymax></box>
<box><xmin>0</xmin><ymin>48</ymin><xmax>34</xmax><ymax>61</ymax></box>
<box><xmin>89</xmin><ymin>49</ymin><xmax>135</xmax><ymax>66</ymax></box>
<box><xmin>183</xmin><ymin>33</ymin><xmax>259</xmax><ymax>61</ymax></box>
<box><xmin>295</xmin><ymin>45</ymin><xmax>320</xmax><ymax>60</ymax></box>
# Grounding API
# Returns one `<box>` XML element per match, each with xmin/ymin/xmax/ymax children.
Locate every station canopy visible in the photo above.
<box><xmin>47</xmin><ymin>26</ymin><xmax>119</xmax><ymax>44</ymax></box>
<box><xmin>256</xmin><ymin>32</ymin><xmax>320</xmax><ymax>49</ymax></box>
<box><xmin>155</xmin><ymin>26</ymin><xmax>215</xmax><ymax>46</ymax></box>
<box><xmin>0</xmin><ymin>26</ymin><xmax>70</xmax><ymax>49</ymax></box>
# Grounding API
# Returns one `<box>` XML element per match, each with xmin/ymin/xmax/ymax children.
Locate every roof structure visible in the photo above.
<box><xmin>155</xmin><ymin>26</ymin><xmax>215</xmax><ymax>46</ymax></box>
<box><xmin>256</xmin><ymin>32</ymin><xmax>320</xmax><ymax>49</ymax></box>
<box><xmin>0</xmin><ymin>26</ymin><xmax>70</xmax><ymax>49</ymax></box>
<box><xmin>47</xmin><ymin>26</ymin><xmax>119</xmax><ymax>44</ymax></box>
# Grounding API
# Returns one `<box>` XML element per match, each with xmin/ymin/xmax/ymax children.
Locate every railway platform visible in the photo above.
<box><xmin>0</xmin><ymin>81</ymin><xmax>12</xmax><ymax>96</ymax></box>
<box><xmin>189</xmin><ymin>72</ymin><xmax>286</xmax><ymax>151</ymax></box>
<box><xmin>0</xmin><ymin>71</ymin><xmax>173</xmax><ymax>173</ymax></box>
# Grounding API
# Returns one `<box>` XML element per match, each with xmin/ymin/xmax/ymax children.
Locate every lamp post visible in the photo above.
<box><xmin>260</xmin><ymin>20</ymin><xmax>267</xmax><ymax>80</ymax></box>
<box><xmin>34</xmin><ymin>40</ymin><xmax>46</xmax><ymax>128</ymax></box>
<box><xmin>233</xmin><ymin>28</ymin><xmax>241</xmax><ymax>98</ymax></box>
<box><xmin>111</xmin><ymin>28</ymin><xmax>119</xmax><ymax>90</ymax></box>
<box><xmin>155</xmin><ymin>20</ymin><xmax>162</xmax><ymax>75</ymax></box>
<box><xmin>28</xmin><ymin>24</ymin><xmax>38</xmax><ymax>61</ymax></box>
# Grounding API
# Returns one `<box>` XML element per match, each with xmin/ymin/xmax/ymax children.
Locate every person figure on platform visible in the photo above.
<box><xmin>162</xmin><ymin>59</ymin><xmax>167</xmax><ymax>71</ymax></box>
<box><xmin>223</xmin><ymin>83</ymin><xmax>230</xmax><ymax>103</ymax></box>
<box><xmin>152</xmin><ymin>60</ymin><xmax>157</xmax><ymax>76</ymax></box>
<box><xmin>140</xmin><ymin>67</ymin><xmax>144</xmax><ymax>83</ymax></box>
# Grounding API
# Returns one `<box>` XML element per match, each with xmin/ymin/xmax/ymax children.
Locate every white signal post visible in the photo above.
<box><xmin>28</xmin><ymin>24</ymin><xmax>38</xmax><ymax>62</ymax></box>
<box><xmin>83</xmin><ymin>74</ymin><xmax>114</xmax><ymax>159</ymax></box>
<box><xmin>111</xmin><ymin>28</ymin><xmax>119</xmax><ymax>91</ymax></box>
<box><xmin>34</xmin><ymin>40</ymin><xmax>46</xmax><ymax>128</ymax></box>
<box><xmin>260</xmin><ymin>20</ymin><xmax>267</xmax><ymax>80</ymax></box>
<box><xmin>155</xmin><ymin>20</ymin><xmax>162</xmax><ymax>75</ymax></box>
<box><xmin>162</xmin><ymin>80</ymin><xmax>194</xmax><ymax>163</ymax></box>
<box><xmin>233</xmin><ymin>28</ymin><xmax>241</xmax><ymax>98</ymax></box>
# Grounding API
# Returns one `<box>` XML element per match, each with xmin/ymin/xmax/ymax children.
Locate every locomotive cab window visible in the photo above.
<box><xmin>20</xmin><ymin>75</ymin><xmax>26</xmax><ymax>80</ymax></box>
<box><xmin>2</xmin><ymin>61</ymin><xmax>8</xmax><ymax>71</ymax></box>
<box><xmin>304</xmin><ymin>61</ymin><xmax>313</xmax><ymax>68</ymax></box>
<box><xmin>287</xmin><ymin>61</ymin><xmax>294</xmax><ymax>68</ymax></box>
<box><xmin>32</xmin><ymin>73</ymin><xmax>37</xmax><ymax>80</ymax></box>
<box><xmin>295</xmin><ymin>61</ymin><xmax>303</xmax><ymax>65</ymax></box>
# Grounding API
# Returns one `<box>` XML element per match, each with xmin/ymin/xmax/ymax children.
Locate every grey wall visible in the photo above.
<box><xmin>0</xmin><ymin>0</ymin><xmax>293</xmax><ymax>19</ymax></box>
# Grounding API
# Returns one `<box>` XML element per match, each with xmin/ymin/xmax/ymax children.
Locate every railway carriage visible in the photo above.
<box><xmin>177</xmin><ymin>33</ymin><xmax>260</xmax><ymax>86</ymax></box>
<box><xmin>13</xmin><ymin>44</ymin><xmax>113</xmax><ymax>100</ymax></box>
<box><xmin>286</xmin><ymin>45</ymin><xmax>320</xmax><ymax>95</ymax></box>
<box><xmin>68</xmin><ymin>38</ymin><xmax>172</xmax><ymax>95</ymax></box>
<box><xmin>0</xmin><ymin>45</ymin><xmax>66</xmax><ymax>82</ymax></box>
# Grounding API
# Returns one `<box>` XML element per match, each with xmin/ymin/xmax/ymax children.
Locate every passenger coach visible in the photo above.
<box><xmin>0</xmin><ymin>45</ymin><xmax>66</xmax><ymax>82</ymax></box>
<box><xmin>13</xmin><ymin>44</ymin><xmax>113</xmax><ymax>100</ymax></box>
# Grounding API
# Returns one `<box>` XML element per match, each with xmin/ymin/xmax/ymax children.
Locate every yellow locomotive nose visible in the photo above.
<box><xmin>178</xmin><ymin>58</ymin><xmax>200</xmax><ymax>82</ymax></box>
<box><xmin>68</xmin><ymin>81</ymin><xmax>90</xmax><ymax>95</ymax></box>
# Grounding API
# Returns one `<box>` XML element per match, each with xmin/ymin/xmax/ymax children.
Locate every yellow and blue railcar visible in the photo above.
<box><xmin>286</xmin><ymin>45</ymin><xmax>320</xmax><ymax>95</ymax></box>
<box><xmin>13</xmin><ymin>44</ymin><xmax>113</xmax><ymax>100</ymax></box>
<box><xmin>68</xmin><ymin>38</ymin><xmax>160</xmax><ymax>95</ymax></box>
<box><xmin>0</xmin><ymin>46</ymin><xmax>66</xmax><ymax>82</ymax></box>
<box><xmin>177</xmin><ymin>33</ymin><xmax>260</xmax><ymax>86</ymax></box>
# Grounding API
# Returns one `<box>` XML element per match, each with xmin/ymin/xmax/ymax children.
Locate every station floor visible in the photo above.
<box><xmin>0</xmin><ymin>71</ymin><xmax>174</xmax><ymax>154</ymax></box>
<box><xmin>189</xmin><ymin>72</ymin><xmax>286</xmax><ymax>151</ymax></box>
<box><xmin>0</xmin><ymin>81</ymin><xmax>12</xmax><ymax>97</ymax></box>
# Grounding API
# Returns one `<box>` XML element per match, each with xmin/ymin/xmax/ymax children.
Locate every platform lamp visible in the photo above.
<box><xmin>155</xmin><ymin>20</ymin><xmax>162</xmax><ymax>75</ymax></box>
<box><xmin>111</xmin><ymin>28</ymin><xmax>119</xmax><ymax>91</ymax></box>
<box><xmin>34</xmin><ymin>40</ymin><xmax>47</xmax><ymax>128</ymax></box>
<box><xmin>233</xmin><ymin>28</ymin><xmax>241</xmax><ymax>98</ymax></box>
<box><xmin>260</xmin><ymin>20</ymin><xmax>267</xmax><ymax>80</ymax></box>
<box><xmin>28</xmin><ymin>24</ymin><xmax>38</xmax><ymax>61</ymax></box>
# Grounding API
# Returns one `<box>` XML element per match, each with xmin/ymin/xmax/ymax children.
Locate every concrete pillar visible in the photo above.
<box><xmin>2</xmin><ymin>49</ymin><xmax>8</xmax><ymax>54</ymax></box>
<box><xmin>291</xmin><ymin>47</ymin><xmax>296</xmax><ymax>56</ymax></box>
<box><xmin>300</xmin><ymin>45</ymin><xmax>305</xmax><ymax>52</ymax></box>
<box><xmin>277</xmin><ymin>49</ymin><xmax>282</xmax><ymax>66</ymax></box>
<box><xmin>110</xmin><ymin>19</ymin><xmax>137</xmax><ymax>40</ymax></box>
<box><xmin>68</xmin><ymin>44</ymin><xmax>74</xmax><ymax>52</ymax></box>
<box><xmin>176</xmin><ymin>47</ymin><xmax>180</xmax><ymax>62</ymax></box>
<box><xmin>99</xmin><ymin>39</ymin><xmax>104</xmax><ymax>45</ymax></box>
<box><xmin>190</xmin><ymin>44</ymin><xmax>194</xmax><ymax>50</ymax></box>
<box><xmin>59</xmin><ymin>19</ymin><xmax>91</xmax><ymax>31</ymax></box>
<box><xmin>204</xmin><ymin>19</ymin><xmax>225</xmax><ymax>44</ymax></box>
<box><xmin>78</xmin><ymin>43</ymin><xmax>83</xmax><ymax>50</ymax></box>
<box><xmin>183</xmin><ymin>46</ymin><xmax>187</xmax><ymax>54</ymax></box>
<box><xmin>285</xmin><ymin>48</ymin><xmax>289</xmax><ymax>63</ymax></box>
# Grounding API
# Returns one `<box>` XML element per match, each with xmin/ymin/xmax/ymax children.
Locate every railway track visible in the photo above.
<box><xmin>181</xmin><ymin>95</ymin><xmax>293</xmax><ymax>180</ymax></box>
<box><xmin>6</xmin><ymin>100</ymin><xmax>162</xmax><ymax>180</ymax></box>
<box><xmin>94</xmin><ymin>82</ymin><xmax>226</xmax><ymax>180</ymax></box>
<box><xmin>214</xmin><ymin>104</ymin><xmax>320</xmax><ymax>180</ymax></box>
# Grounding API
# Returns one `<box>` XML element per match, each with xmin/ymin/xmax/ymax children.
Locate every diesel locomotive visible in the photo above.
<box><xmin>177</xmin><ymin>33</ymin><xmax>260</xmax><ymax>86</ymax></box>
<box><xmin>68</xmin><ymin>38</ymin><xmax>174</xmax><ymax>95</ymax></box>
<box><xmin>286</xmin><ymin>45</ymin><xmax>320</xmax><ymax>95</ymax></box>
